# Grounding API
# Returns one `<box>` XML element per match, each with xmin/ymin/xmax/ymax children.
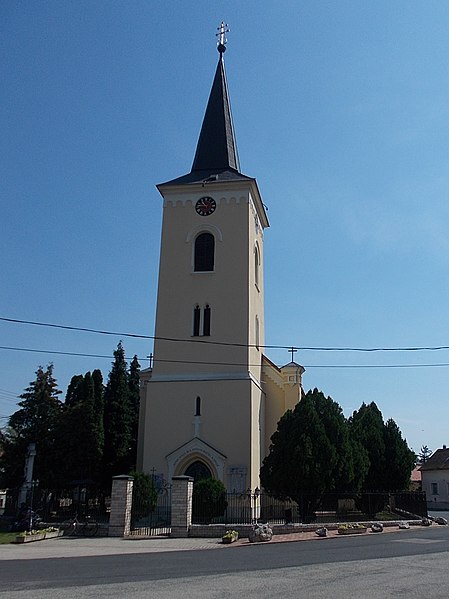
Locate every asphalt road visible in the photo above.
<box><xmin>1</xmin><ymin>526</ymin><xmax>448</xmax><ymax>598</ymax></box>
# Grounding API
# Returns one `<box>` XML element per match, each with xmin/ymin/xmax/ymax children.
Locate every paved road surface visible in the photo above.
<box><xmin>1</xmin><ymin>524</ymin><xmax>448</xmax><ymax>598</ymax></box>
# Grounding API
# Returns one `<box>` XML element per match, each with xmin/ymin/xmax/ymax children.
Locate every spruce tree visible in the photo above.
<box><xmin>417</xmin><ymin>445</ymin><xmax>432</xmax><ymax>464</ymax></box>
<box><xmin>2</xmin><ymin>365</ymin><xmax>62</xmax><ymax>488</ymax></box>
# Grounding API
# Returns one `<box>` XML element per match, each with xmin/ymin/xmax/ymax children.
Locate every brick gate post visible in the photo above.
<box><xmin>108</xmin><ymin>475</ymin><xmax>134</xmax><ymax>537</ymax></box>
<box><xmin>170</xmin><ymin>476</ymin><xmax>193</xmax><ymax>538</ymax></box>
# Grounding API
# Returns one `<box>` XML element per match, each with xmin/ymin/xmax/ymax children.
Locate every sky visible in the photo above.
<box><xmin>1</xmin><ymin>1</ymin><xmax>449</xmax><ymax>456</ymax></box>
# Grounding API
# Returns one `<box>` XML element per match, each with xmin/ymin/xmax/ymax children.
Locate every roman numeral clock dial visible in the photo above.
<box><xmin>195</xmin><ymin>196</ymin><xmax>216</xmax><ymax>216</ymax></box>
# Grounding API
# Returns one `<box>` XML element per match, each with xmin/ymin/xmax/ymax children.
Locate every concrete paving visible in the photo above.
<box><xmin>0</xmin><ymin>535</ymin><xmax>224</xmax><ymax>560</ymax></box>
<box><xmin>0</xmin><ymin>524</ymin><xmax>421</xmax><ymax>561</ymax></box>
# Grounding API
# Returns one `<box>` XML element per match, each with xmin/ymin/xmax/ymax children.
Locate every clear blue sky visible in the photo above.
<box><xmin>1</xmin><ymin>1</ymin><xmax>448</xmax><ymax>455</ymax></box>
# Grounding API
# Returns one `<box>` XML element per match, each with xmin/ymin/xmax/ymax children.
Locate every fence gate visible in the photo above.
<box><xmin>131</xmin><ymin>483</ymin><xmax>171</xmax><ymax>536</ymax></box>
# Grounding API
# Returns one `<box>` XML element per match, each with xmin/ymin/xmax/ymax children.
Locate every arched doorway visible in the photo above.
<box><xmin>184</xmin><ymin>460</ymin><xmax>212</xmax><ymax>482</ymax></box>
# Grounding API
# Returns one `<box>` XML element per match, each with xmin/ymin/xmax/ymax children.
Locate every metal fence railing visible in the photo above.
<box><xmin>130</xmin><ymin>484</ymin><xmax>171</xmax><ymax>536</ymax></box>
<box><xmin>191</xmin><ymin>490</ymin><xmax>428</xmax><ymax>526</ymax></box>
<box><xmin>3</xmin><ymin>485</ymin><xmax>111</xmax><ymax>525</ymax></box>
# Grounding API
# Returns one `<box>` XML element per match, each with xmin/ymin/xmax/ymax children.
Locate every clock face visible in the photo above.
<box><xmin>195</xmin><ymin>196</ymin><xmax>216</xmax><ymax>216</ymax></box>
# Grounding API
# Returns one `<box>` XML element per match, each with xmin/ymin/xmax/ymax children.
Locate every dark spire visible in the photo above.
<box><xmin>191</xmin><ymin>23</ymin><xmax>240</xmax><ymax>173</ymax></box>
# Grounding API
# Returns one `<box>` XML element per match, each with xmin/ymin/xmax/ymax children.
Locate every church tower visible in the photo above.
<box><xmin>137</xmin><ymin>25</ymin><xmax>302</xmax><ymax>492</ymax></box>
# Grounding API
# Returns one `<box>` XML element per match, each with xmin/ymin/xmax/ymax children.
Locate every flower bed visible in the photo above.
<box><xmin>337</xmin><ymin>523</ymin><xmax>367</xmax><ymax>535</ymax></box>
<box><xmin>14</xmin><ymin>528</ymin><xmax>63</xmax><ymax>544</ymax></box>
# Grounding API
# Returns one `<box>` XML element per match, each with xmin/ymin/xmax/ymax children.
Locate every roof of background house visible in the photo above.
<box><xmin>419</xmin><ymin>446</ymin><xmax>449</xmax><ymax>471</ymax></box>
<box><xmin>410</xmin><ymin>466</ymin><xmax>422</xmax><ymax>482</ymax></box>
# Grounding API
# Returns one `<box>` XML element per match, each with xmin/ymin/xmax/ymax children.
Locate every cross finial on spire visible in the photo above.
<box><xmin>288</xmin><ymin>347</ymin><xmax>297</xmax><ymax>362</ymax></box>
<box><xmin>216</xmin><ymin>21</ymin><xmax>229</xmax><ymax>55</ymax></box>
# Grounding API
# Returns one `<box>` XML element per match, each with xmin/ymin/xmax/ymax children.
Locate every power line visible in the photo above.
<box><xmin>1</xmin><ymin>344</ymin><xmax>449</xmax><ymax>369</ymax></box>
<box><xmin>2</xmin><ymin>315</ymin><xmax>449</xmax><ymax>353</ymax></box>
<box><xmin>0</xmin><ymin>387</ymin><xmax>19</xmax><ymax>398</ymax></box>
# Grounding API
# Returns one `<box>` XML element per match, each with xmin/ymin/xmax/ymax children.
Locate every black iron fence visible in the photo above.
<box><xmin>191</xmin><ymin>490</ymin><xmax>428</xmax><ymax>526</ymax></box>
<box><xmin>130</xmin><ymin>483</ymin><xmax>171</xmax><ymax>536</ymax></box>
<box><xmin>3</xmin><ymin>485</ymin><xmax>111</xmax><ymax>525</ymax></box>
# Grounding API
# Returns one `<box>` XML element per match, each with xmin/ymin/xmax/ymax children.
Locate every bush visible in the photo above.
<box><xmin>130</xmin><ymin>470</ymin><xmax>158</xmax><ymax>521</ymax></box>
<box><xmin>192</xmin><ymin>478</ymin><xmax>227</xmax><ymax>524</ymax></box>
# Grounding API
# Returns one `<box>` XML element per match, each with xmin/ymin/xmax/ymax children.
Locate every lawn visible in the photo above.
<box><xmin>0</xmin><ymin>532</ymin><xmax>17</xmax><ymax>544</ymax></box>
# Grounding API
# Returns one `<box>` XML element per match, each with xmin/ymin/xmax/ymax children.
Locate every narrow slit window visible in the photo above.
<box><xmin>194</xmin><ymin>233</ymin><xmax>214</xmax><ymax>272</ymax></box>
<box><xmin>195</xmin><ymin>396</ymin><xmax>201</xmax><ymax>416</ymax></box>
<box><xmin>193</xmin><ymin>305</ymin><xmax>200</xmax><ymax>336</ymax></box>
<box><xmin>203</xmin><ymin>304</ymin><xmax>211</xmax><ymax>336</ymax></box>
<box><xmin>255</xmin><ymin>315</ymin><xmax>260</xmax><ymax>350</ymax></box>
<box><xmin>255</xmin><ymin>245</ymin><xmax>260</xmax><ymax>288</ymax></box>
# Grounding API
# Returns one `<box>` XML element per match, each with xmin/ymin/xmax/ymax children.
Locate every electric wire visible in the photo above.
<box><xmin>2</xmin><ymin>316</ymin><xmax>449</xmax><ymax>353</ymax></box>
<box><xmin>1</xmin><ymin>344</ymin><xmax>449</xmax><ymax>369</ymax></box>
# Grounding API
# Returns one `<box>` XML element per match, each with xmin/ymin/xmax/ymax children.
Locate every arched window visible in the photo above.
<box><xmin>192</xmin><ymin>304</ymin><xmax>211</xmax><ymax>337</ymax></box>
<box><xmin>203</xmin><ymin>304</ymin><xmax>211</xmax><ymax>336</ymax></box>
<box><xmin>184</xmin><ymin>460</ymin><xmax>212</xmax><ymax>482</ymax></box>
<box><xmin>194</xmin><ymin>233</ymin><xmax>214</xmax><ymax>272</ymax></box>
<box><xmin>193</xmin><ymin>305</ymin><xmax>200</xmax><ymax>336</ymax></box>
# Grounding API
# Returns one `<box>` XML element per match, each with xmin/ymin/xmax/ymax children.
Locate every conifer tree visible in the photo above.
<box><xmin>91</xmin><ymin>368</ymin><xmax>105</xmax><ymax>462</ymax></box>
<box><xmin>349</xmin><ymin>402</ymin><xmax>415</xmax><ymax>492</ymax></box>
<box><xmin>103</xmin><ymin>342</ymin><xmax>132</xmax><ymax>478</ymax></box>
<box><xmin>128</xmin><ymin>355</ymin><xmax>141</xmax><ymax>468</ymax></box>
<box><xmin>383</xmin><ymin>418</ymin><xmax>416</xmax><ymax>491</ymax></box>
<box><xmin>417</xmin><ymin>445</ymin><xmax>432</xmax><ymax>464</ymax></box>
<box><xmin>260</xmin><ymin>389</ymin><xmax>338</xmax><ymax>520</ymax></box>
<box><xmin>57</xmin><ymin>371</ymin><xmax>105</xmax><ymax>486</ymax></box>
<box><xmin>349</xmin><ymin>402</ymin><xmax>386</xmax><ymax>491</ymax></box>
<box><xmin>261</xmin><ymin>388</ymin><xmax>373</xmax><ymax>520</ymax></box>
<box><xmin>1</xmin><ymin>365</ymin><xmax>62</xmax><ymax>488</ymax></box>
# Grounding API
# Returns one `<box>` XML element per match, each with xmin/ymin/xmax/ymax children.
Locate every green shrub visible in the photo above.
<box><xmin>130</xmin><ymin>470</ymin><xmax>158</xmax><ymax>521</ymax></box>
<box><xmin>192</xmin><ymin>478</ymin><xmax>227</xmax><ymax>524</ymax></box>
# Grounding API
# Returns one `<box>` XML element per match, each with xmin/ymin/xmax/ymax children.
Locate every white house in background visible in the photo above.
<box><xmin>419</xmin><ymin>445</ymin><xmax>449</xmax><ymax>510</ymax></box>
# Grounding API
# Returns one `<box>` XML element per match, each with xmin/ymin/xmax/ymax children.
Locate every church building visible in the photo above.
<box><xmin>137</xmin><ymin>25</ymin><xmax>305</xmax><ymax>492</ymax></box>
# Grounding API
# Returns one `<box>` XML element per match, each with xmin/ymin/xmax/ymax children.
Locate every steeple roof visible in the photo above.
<box><xmin>191</xmin><ymin>55</ymin><xmax>240</xmax><ymax>173</ymax></box>
<box><xmin>159</xmin><ymin>33</ymin><xmax>254</xmax><ymax>188</ymax></box>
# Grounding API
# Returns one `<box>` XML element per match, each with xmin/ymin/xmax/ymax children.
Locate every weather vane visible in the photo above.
<box><xmin>216</xmin><ymin>21</ymin><xmax>229</xmax><ymax>55</ymax></box>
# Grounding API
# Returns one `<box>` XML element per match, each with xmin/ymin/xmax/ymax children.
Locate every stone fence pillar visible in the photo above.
<box><xmin>108</xmin><ymin>475</ymin><xmax>134</xmax><ymax>537</ymax></box>
<box><xmin>170</xmin><ymin>476</ymin><xmax>193</xmax><ymax>538</ymax></box>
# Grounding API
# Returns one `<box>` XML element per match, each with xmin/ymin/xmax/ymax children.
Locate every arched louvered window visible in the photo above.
<box><xmin>194</xmin><ymin>233</ymin><xmax>214</xmax><ymax>272</ymax></box>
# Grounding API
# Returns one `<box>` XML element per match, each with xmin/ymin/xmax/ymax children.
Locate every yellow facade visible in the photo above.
<box><xmin>136</xmin><ymin>48</ymin><xmax>304</xmax><ymax>491</ymax></box>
